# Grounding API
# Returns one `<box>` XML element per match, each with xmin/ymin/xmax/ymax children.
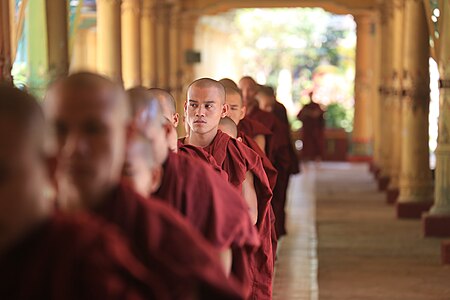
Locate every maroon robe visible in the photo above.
<box><xmin>192</xmin><ymin>130</ymin><xmax>274</xmax><ymax>300</ymax></box>
<box><xmin>272</xmin><ymin>101</ymin><xmax>300</xmax><ymax>175</ymax></box>
<box><xmin>177</xmin><ymin>141</ymin><xmax>228</xmax><ymax>181</ymax></box>
<box><xmin>94</xmin><ymin>182</ymin><xmax>246</xmax><ymax>300</ymax></box>
<box><xmin>238</xmin><ymin>131</ymin><xmax>279</xmax><ymax>263</ymax></box>
<box><xmin>153</xmin><ymin>151</ymin><xmax>260</xmax><ymax>295</ymax></box>
<box><xmin>237</xmin><ymin>117</ymin><xmax>273</xmax><ymax>156</ymax></box>
<box><xmin>247</xmin><ymin>107</ymin><xmax>293</xmax><ymax>238</ymax></box>
<box><xmin>297</xmin><ymin>102</ymin><xmax>325</xmax><ymax>160</ymax></box>
<box><xmin>0</xmin><ymin>213</ymin><xmax>168</xmax><ymax>300</ymax></box>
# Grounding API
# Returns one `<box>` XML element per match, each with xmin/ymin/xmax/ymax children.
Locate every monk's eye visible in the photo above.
<box><xmin>54</xmin><ymin>121</ymin><xmax>68</xmax><ymax>139</ymax></box>
<box><xmin>83</xmin><ymin>120</ymin><xmax>107</xmax><ymax>135</ymax></box>
<box><xmin>189</xmin><ymin>103</ymin><xmax>198</xmax><ymax>108</ymax></box>
<box><xmin>205</xmin><ymin>104</ymin><xmax>213</xmax><ymax>109</ymax></box>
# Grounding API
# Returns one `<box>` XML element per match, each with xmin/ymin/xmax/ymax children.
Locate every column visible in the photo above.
<box><xmin>46</xmin><ymin>0</ymin><xmax>69</xmax><ymax>79</ymax></box>
<box><xmin>352</xmin><ymin>14</ymin><xmax>375</xmax><ymax>161</ymax></box>
<box><xmin>423</xmin><ymin>0</ymin><xmax>450</xmax><ymax>235</ymax></box>
<box><xmin>97</xmin><ymin>0</ymin><xmax>122</xmax><ymax>83</ymax></box>
<box><xmin>377</xmin><ymin>1</ymin><xmax>393</xmax><ymax>190</ymax></box>
<box><xmin>121</xmin><ymin>0</ymin><xmax>142</xmax><ymax>89</ymax></box>
<box><xmin>169</xmin><ymin>1</ymin><xmax>181</xmax><ymax>103</ymax></box>
<box><xmin>178</xmin><ymin>11</ymin><xmax>198</xmax><ymax>136</ymax></box>
<box><xmin>371</xmin><ymin>14</ymin><xmax>382</xmax><ymax>176</ymax></box>
<box><xmin>386</xmin><ymin>0</ymin><xmax>404</xmax><ymax>204</ymax></box>
<box><xmin>141</xmin><ymin>0</ymin><xmax>156</xmax><ymax>87</ymax></box>
<box><xmin>396</xmin><ymin>0</ymin><xmax>433</xmax><ymax>218</ymax></box>
<box><xmin>155</xmin><ymin>0</ymin><xmax>170</xmax><ymax>89</ymax></box>
<box><xmin>0</xmin><ymin>0</ymin><xmax>13</xmax><ymax>83</ymax></box>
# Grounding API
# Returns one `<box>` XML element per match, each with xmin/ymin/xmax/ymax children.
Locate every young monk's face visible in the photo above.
<box><xmin>46</xmin><ymin>85</ymin><xmax>127</xmax><ymax>208</ymax></box>
<box><xmin>0</xmin><ymin>118</ymin><xmax>48</xmax><ymax>229</ymax></box>
<box><xmin>225</xmin><ymin>92</ymin><xmax>245</xmax><ymax>125</ymax></box>
<box><xmin>239</xmin><ymin>78</ymin><xmax>258</xmax><ymax>106</ymax></box>
<box><xmin>185</xmin><ymin>86</ymin><xmax>228</xmax><ymax>135</ymax></box>
<box><xmin>122</xmin><ymin>138</ymin><xmax>153</xmax><ymax>197</ymax></box>
<box><xmin>256</xmin><ymin>93</ymin><xmax>273</xmax><ymax>112</ymax></box>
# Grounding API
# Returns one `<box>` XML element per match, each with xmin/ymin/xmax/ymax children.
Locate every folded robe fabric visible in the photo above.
<box><xmin>196</xmin><ymin>130</ymin><xmax>275</xmax><ymax>300</ymax></box>
<box><xmin>94</xmin><ymin>182</ymin><xmax>247</xmax><ymax>300</ymax></box>
<box><xmin>0</xmin><ymin>212</ymin><xmax>169</xmax><ymax>300</ymax></box>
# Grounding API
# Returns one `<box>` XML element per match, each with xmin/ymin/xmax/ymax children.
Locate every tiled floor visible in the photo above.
<box><xmin>273</xmin><ymin>163</ymin><xmax>319</xmax><ymax>300</ymax></box>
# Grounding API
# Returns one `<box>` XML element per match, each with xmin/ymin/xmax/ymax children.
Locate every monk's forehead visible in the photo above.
<box><xmin>188</xmin><ymin>85</ymin><xmax>223</xmax><ymax>102</ymax></box>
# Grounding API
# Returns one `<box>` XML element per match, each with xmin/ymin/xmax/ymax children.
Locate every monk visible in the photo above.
<box><xmin>44</xmin><ymin>72</ymin><xmax>245</xmax><ymax>300</ymax></box>
<box><xmin>0</xmin><ymin>84</ymin><xmax>168</xmax><ymax>300</ymax></box>
<box><xmin>239</xmin><ymin>76</ymin><xmax>294</xmax><ymax>238</ymax></box>
<box><xmin>256</xmin><ymin>85</ymin><xmax>300</xmax><ymax>175</ymax></box>
<box><xmin>183</xmin><ymin>78</ymin><xmax>274</xmax><ymax>299</ymax></box>
<box><xmin>125</xmin><ymin>89</ymin><xmax>260</xmax><ymax>294</ymax></box>
<box><xmin>220</xmin><ymin>79</ymin><xmax>270</xmax><ymax>153</ymax></box>
<box><xmin>297</xmin><ymin>91</ymin><xmax>325</xmax><ymax>161</ymax></box>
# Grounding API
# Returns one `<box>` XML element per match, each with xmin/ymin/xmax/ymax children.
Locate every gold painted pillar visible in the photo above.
<box><xmin>121</xmin><ymin>0</ymin><xmax>142</xmax><ymax>89</ymax></box>
<box><xmin>97</xmin><ymin>0</ymin><xmax>122</xmax><ymax>83</ymax></box>
<box><xmin>141</xmin><ymin>0</ymin><xmax>156</xmax><ymax>87</ymax></box>
<box><xmin>396</xmin><ymin>0</ymin><xmax>433</xmax><ymax>218</ymax></box>
<box><xmin>46</xmin><ymin>0</ymin><xmax>69</xmax><ymax>80</ymax></box>
<box><xmin>169</xmin><ymin>1</ymin><xmax>181</xmax><ymax>102</ymax></box>
<box><xmin>371</xmin><ymin>13</ymin><xmax>382</xmax><ymax>174</ymax></box>
<box><xmin>377</xmin><ymin>1</ymin><xmax>393</xmax><ymax>190</ymax></box>
<box><xmin>155</xmin><ymin>0</ymin><xmax>170</xmax><ymax>89</ymax></box>
<box><xmin>386</xmin><ymin>0</ymin><xmax>405</xmax><ymax>203</ymax></box>
<box><xmin>352</xmin><ymin>13</ymin><xmax>375</xmax><ymax>159</ymax></box>
<box><xmin>424</xmin><ymin>0</ymin><xmax>450</xmax><ymax>235</ymax></box>
<box><xmin>0</xmin><ymin>0</ymin><xmax>13</xmax><ymax>83</ymax></box>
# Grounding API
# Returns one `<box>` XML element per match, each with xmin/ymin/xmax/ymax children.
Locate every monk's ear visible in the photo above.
<box><xmin>173</xmin><ymin>113</ymin><xmax>179</xmax><ymax>127</ymax></box>
<box><xmin>183</xmin><ymin>101</ymin><xmax>188</xmax><ymax>113</ymax></box>
<box><xmin>221</xmin><ymin>103</ymin><xmax>229</xmax><ymax>118</ymax></box>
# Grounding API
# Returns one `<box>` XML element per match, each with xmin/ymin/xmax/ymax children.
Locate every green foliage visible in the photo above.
<box><xmin>324</xmin><ymin>103</ymin><xmax>353</xmax><ymax>132</ymax></box>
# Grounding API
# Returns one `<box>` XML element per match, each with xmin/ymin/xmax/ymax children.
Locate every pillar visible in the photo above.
<box><xmin>352</xmin><ymin>14</ymin><xmax>375</xmax><ymax>161</ymax></box>
<box><xmin>169</xmin><ymin>1</ymin><xmax>181</xmax><ymax>103</ymax></box>
<box><xmin>155</xmin><ymin>0</ymin><xmax>170</xmax><ymax>89</ymax></box>
<box><xmin>46</xmin><ymin>0</ymin><xmax>69</xmax><ymax>79</ymax></box>
<box><xmin>121</xmin><ymin>0</ymin><xmax>142</xmax><ymax>89</ymax></box>
<box><xmin>97</xmin><ymin>0</ymin><xmax>122</xmax><ymax>83</ymax></box>
<box><xmin>423</xmin><ymin>0</ymin><xmax>450</xmax><ymax>235</ymax></box>
<box><xmin>377</xmin><ymin>1</ymin><xmax>393</xmax><ymax>190</ymax></box>
<box><xmin>396</xmin><ymin>0</ymin><xmax>433</xmax><ymax>219</ymax></box>
<box><xmin>0</xmin><ymin>0</ymin><xmax>13</xmax><ymax>83</ymax></box>
<box><xmin>141</xmin><ymin>0</ymin><xmax>156</xmax><ymax>87</ymax></box>
<box><xmin>371</xmin><ymin>14</ymin><xmax>382</xmax><ymax>176</ymax></box>
<box><xmin>386</xmin><ymin>0</ymin><xmax>404</xmax><ymax>204</ymax></box>
<box><xmin>177</xmin><ymin>11</ymin><xmax>198</xmax><ymax>136</ymax></box>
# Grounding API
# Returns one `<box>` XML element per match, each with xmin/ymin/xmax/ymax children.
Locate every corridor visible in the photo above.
<box><xmin>273</xmin><ymin>162</ymin><xmax>450</xmax><ymax>300</ymax></box>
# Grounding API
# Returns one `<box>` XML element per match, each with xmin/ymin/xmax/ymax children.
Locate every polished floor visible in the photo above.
<box><xmin>272</xmin><ymin>162</ymin><xmax>450</xmax><ymax>300</ymax></box>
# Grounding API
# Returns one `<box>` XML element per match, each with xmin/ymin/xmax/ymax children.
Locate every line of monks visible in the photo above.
<box><xmin>0</xmin><ymin>73</ymin><xmax>299</xmax><ymax>299</ymax></box>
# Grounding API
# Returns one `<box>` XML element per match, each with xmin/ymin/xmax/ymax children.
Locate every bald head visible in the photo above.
<box><xmin>126</xmin><ymin>87</ymin><xmax>166</xmax><ymax>129</ymax></box>
<box><xmin>218</xmin><ymin>116</ymin><xmax>238</xmax><ymax>139</ymax></box>
<box><xmin>219</xmin><ymin>78</ymin><xmax>239</xmax><ymax>90</ymax></box>
<box><xmin>188</xmin><ymin>78</ymin><xmax>226</xmax><ymax>105</ymax></box>
<box><xmin>148</xmin><ymin>88</ymin><xmax>179</xmax><ymax>127</ymax></box>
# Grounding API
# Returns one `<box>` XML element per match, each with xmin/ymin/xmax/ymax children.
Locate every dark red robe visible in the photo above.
<box><xmin>238</xmin><ymin>131</ymin><xmax>279</xmax><ymax>263</ymax></box>
<box><xmin>297</xmin><ymin>102</ymin><xmax>325</xmax><ymax>160</ymax></box>
<box><xmin>272</xmin><ymin>101</ymin><xmax>300</xmax><ymax>175</ymax></box>
<box><xmin>94</xmin><ymin>182</ymin><xmax>246</xmax><ymax>300</ymax></box>
<box><xmin>178</xmin><ymin>141</ymin><xmax>228</xmax><ymax>181</ymax></box>
<box><xmin>237</xmin><ymin>117</ymin><xmax>273</xmax><ymax>156</ymax></box>
<box><xmin>190</xmin><ymin>130</ymin><xmax>274</xmax><ymax>300</ymax></box>
<box><xmin>0</xmin><ymin>213</ymin><xmax>168</xmax><ymax>300</ymax></box>
<box><xmin>246</xmin><ymin>107</ymin><xmax>293</xmax><ymax>238</ymax></box>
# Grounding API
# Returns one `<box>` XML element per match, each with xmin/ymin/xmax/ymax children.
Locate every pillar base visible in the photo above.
<box><xmin>396</xmin><ymin>201</ymin><xmax>433</xmax><ymax>219</ymax></box>
<box><xmin>442</xmin><ymin>241</ymin><xmax>450</xmax><ymax>264</ymax></box>
<box><xmin>386</xmin><ymin>188</ymin><xmax>399</xmax><ymax>204</ymax></box>
<box><xmin>377</xmin><ymin>176</ymin><xmax>390</xmax><ymax>191</ymax></box>
<box><xmin>422</xmin><ymin>213</ymin><xmax>450</xmax><ymax>237</ymax></box>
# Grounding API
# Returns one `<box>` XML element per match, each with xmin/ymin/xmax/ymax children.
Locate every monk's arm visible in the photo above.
<box><xmin>242</xmin><ymin>171</ymin><xmax>258</xmax><ymax>225</ymax></box>
<box><xmin>253</xmin><ymin>134</ymin><xmax>266</xmax><ymax>154</ymax></box>
<box><xmin>219</xmin><ymin>248</ymin><xmax>232</xmax><ymax>277</ymax></box>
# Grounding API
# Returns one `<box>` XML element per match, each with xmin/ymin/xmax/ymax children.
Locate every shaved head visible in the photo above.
<box><xmin>188</xmin><ymin>78</ymin><xmax>226</xmax><ymax>105</ymax></box>
<box><xmin>148</xmin><ymin>88</ymin><xmax>176</xmax><ymax>115</ymax></box>
<box><xmin>239</xmin><ymin>76</ymin><xmax>260</xmax><ymax>106</ymax></box>
<box><xmin>218</xmin><ymin>116</ymin><xmax>238</xmax><ymax>139</ymax></box>
<box><xmin>219</xmin><ymin>78</ymin><xmax>239</xmax><ymax>90</ymax></box>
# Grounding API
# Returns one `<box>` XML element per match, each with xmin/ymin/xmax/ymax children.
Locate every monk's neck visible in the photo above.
<box><xmin>188</xmin><ymin>127</ymin><xmax>218</xmax><ymax>148</ymax></box>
